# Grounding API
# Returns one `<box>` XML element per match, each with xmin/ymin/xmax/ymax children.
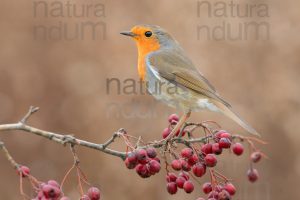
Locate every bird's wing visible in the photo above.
<box><xmin>146</xmin><ymin>50</ymin><xmax>231</xmax><ymax>107</ymax></box>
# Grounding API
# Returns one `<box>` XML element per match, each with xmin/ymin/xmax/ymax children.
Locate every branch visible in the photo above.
<box><xmin>0</xmin><ymin>107</ymin><xmax>127</xmax><ymax>160</ymax></box>
<box><xmin>0</xmin><ymin>106</ymin><xmax>210</xmax><ymax>161</ymax></box>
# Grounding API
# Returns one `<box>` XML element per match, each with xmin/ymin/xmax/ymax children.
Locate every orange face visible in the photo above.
<box><xmin>130</xmin><ymin>26</ymin><xmax>161</xmax><ymax>56</ymax></box>
<box><xmin>121</xmin><ymin>26</ymin><xmax>161</xmax><ymax>81</ymax></box>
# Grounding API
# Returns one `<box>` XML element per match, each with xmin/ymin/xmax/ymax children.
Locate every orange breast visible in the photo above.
<box><xmin>136</xmin><ymin>40</ymin><xmax>160</xmax><ymax>81</ymax></box>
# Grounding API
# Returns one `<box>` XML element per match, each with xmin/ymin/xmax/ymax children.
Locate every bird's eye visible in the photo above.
<box><xmin>145</xmin><ymin>31</ymin><xmax>152</xmax><ymax>37</ymax></box>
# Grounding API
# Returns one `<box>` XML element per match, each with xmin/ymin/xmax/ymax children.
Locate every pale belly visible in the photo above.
<box><xmin>145</xmin><ymin>72</ymin><xmax>219</xmax><ymax>113</ymax></box>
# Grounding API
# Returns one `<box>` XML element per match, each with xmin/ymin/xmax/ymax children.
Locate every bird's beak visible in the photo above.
<box><xmin>120</xmin><ymin>31</ymin><xmax>137</xmax><ymax>37</ymax></box>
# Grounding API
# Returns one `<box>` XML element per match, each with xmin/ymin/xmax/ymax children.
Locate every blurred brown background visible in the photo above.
<box><xmin>0</xmin><ymin>0</ymin><xmax>299</xmax><ymax>199</ymax></box>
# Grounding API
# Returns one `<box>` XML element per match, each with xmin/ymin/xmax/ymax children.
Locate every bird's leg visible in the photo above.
<box><xmin>165</xmin><ymin>110</ymin><xmax>191</xmax><ymax>142</ymax></box>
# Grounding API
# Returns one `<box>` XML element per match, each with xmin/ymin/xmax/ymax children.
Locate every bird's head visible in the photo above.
<box><xmin>120</xmin><ymin>24</ymin><xmax>177</xmax><ymax>54</ymax></box>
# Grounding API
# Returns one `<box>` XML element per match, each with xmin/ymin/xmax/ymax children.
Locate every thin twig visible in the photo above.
<box><xmin>19</xmin><ymin>106</ymin><xmax>39</xmax><ymax>124</ymax></box>
<box><xmin>0</xmin><ymin>140</ymin><xmax>19</xmax><ymax>169</ymax></box>
<box><xmin>102</xmin><ymin>132</ymin><xmax>119</xmax><ymax>149</ymax></box>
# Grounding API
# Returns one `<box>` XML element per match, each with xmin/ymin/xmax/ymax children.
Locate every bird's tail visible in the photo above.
<box><xmin>213</xmin><ymin>100</ymin><xmax>260</xmax><ymax>136</ymax></box>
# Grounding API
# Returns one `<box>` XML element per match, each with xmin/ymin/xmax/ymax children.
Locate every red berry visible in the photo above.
<box><xmin>215</xmin><ymin>185</ymin><xmax>224</xmax><ymax>192</ymax></box>
<box><xmin>166</xmin><ymin>173</ymin><xmax>177</xmax><ymax>182</ymax></box>
<box><xmin>201</xmin><ymin>143</ymin><xmax>213</xmax><ymax>154</ymax></box>
<box><xmin>212</xmin><ymin>143</ymin><xmax>222</xmax><ymax>155</ymax></box>
<box><xmin>146</xmin><ymin>148</ymin><xmax>157</xmax><ymax>158</ymax></box>
<box><xmin>153</xmin><ymin>157</ymin><xmax>161</xmax><ymax>163</ymax></box>
<box><xmin>202</xmin><ymin>182</ymin><xmax>212</xmax><ymax>194</ymax></box>
<box><xmin>187</xmin><ymin>154</ymin><xmax>199</xmax><ymax>166</ymax></box>
<box><xmin>251</xmin><ymin>152</ymin><xmax>262</xmax><ymax>163</ymax></box>
<box><xmin>179</xmin><ymin>171</ymin><xmax>190</xmax><ymax>180</ymax></box>
<box><xmin>42</xmin><ymin>184</ymin><xmax>61</xmax><ymax>198</ymax></box>
<box><xmin>208</xmin><ymin>191</ymin><xmax>219</xmax><ymax>199</ymax></box>
<box><xmin>224</xmin><ymin>183</ymin><xmax>236</xmax><ymax>195</ymax></box>
<box><xmin>181</xmin><ymin>148</ymin><xmax>193</xmax><ymax>159</ymax></box>
<box><xmin>148</xmin><ymin>159</ymin><xmax>161</xmax><ymax>174</ymax></box>
<box><xmin>180</xmin><ymin>159</ymin><xmax>191</xmax><ymax>171</ymax></box>
<box><xmin>162</xmin><ymin>127</ymin><xmax>171</xmax><ymax>139</ymax></box>
<box><xmin>219</xmin><ymin>138</ymin><xmax>231</xmax><ymax>149</ymax></box>
<box><xmin>220</xmin><ymin>131</ymin><xmax>231</xmax><ymax>139</ymax></box>
<box><xmin>125</xmin><ymin>153</ymin><xmax>139</xmax><ymax>168</ymax></box>
<box><xmin>192</xmin><ymin>163</ymin><xmax>206</xmax><ymax>177</ymax></box>
<box><xmin>247</xmin><ymin>168</ymin><xmax>259</xmax><ymax>182</ymax></box>
<box><xmin>136</xmin><ymin>149</ymin><xmax>148</xmax><ymax>164</ymax></box>
<box><xmin>127</xmin><ymin>152</ymin><xmax>138</xmax><ymax>163</ymax></box>
<box><xmin>232</xmin><ymin>143</ymin><xmax>244</xmax><ymax>156</ymax></box>
<box><xmin>171</xmin><ymin>159</ymin><xmax>182</xmax><ymax>171</ymax></box>
<box><xmin>18</xmin><ymin>165</ymin><xmax>30</xmax><ymax>177</ymax></box>
<box><xmin>135</xmin><ymin>164</ymin><xmax>150</xmax><ymax>178</ymax></box>
<box><xmin>204</xmin><ymin>154</ymin><xmax>217</xmax><ymax>167</ymax></box>
<box><xmin>214</xmin><ymin>131</ymin><xmax>223</xmax><ymax>142</ymax></box>
<box><xmin>47</xmin><ymin>180</ymin><xmax>60</xmax><ymax>188</ymax></box>
<box><xmin>168</xmin><ymin>114</ymin><xmax>179</xmax><ymax>124</ymax></box>
<box><xmin>218</xmin><ymin>190</ymin><xmax>231</xmax><ymax>200</ymax></box>
<box><xmin>214</xmin><ymin>130</ymin><xmax>230</xmax><ymax>141</ymax></box>
<box><xmin>166</xmin><ymin>182</ymin><xmax>178</xmax><ymax>194</ymax></box>
<box><xmin>87</xmin><ymin>187</ymin><xmax>101</xmax><ymax>200</ymax></box>
<box><xmin>125</xmin><ymin>157</ymin><xmax>137</xmax><ymax>169</ymax></box>
<box><xmin>176</xmin><ymin>176</ymin><xmax>186</xmax><ymax>188</ymax></box>
<box><xmin>183</xmin><ymin>181</ymin><xmax>194</xmax><ymax>193</ymax></box>
<box><xmin>80</xmin><ymin>195</ymin><xmax>91</xmax><ymax>200</ymax></box>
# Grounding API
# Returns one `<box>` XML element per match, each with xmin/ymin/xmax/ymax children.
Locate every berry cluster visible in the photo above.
<box><xmin>16</xmin><ymin>165</ymin><xmax>101</xmax><ymax>200</ymax></box>
<box><xmin>34</xmin><ymin>181</ymin><xmax>100</xmax><ymax>200</ymax></box>
<box><xmin>34</xmin><ymin>180</ymin><xmax>62</xmax><ymax>200</ymax></box>
<box><xmin>80</xmin><ymin>187</ymin><xmax>101</xmax><ymax>200</ymax></box>
<box><xmin>125</xmin><ymin>148</ymin><xmax>161</xmax><ymax>178</ymax></box>
<box><xmin>197</xmin><ymin>182</ymin><xmax>236</xmax><ymax>200</ymax></box>
<box><xmin>166</xmin><ymin>172</ymin><xmax>194</xmax><ymax>194</ymax></box>
<box><xmin>159</xmin><ymin>114</ymin><xmax>265</xmax><ymax>200</ymax></box>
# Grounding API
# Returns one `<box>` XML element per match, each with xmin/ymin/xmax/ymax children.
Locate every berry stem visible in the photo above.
<box><xmin>19</xmin><ymin>172</ymin><xmax>30</xmax><ymax>200</ymax></box>
<box><xmin>60</xmin><ymin>165</ymin><xmax>75</xmax><ymax>191</ymax></box>
<box><xmin>77</xmin><ymin>168</ymin><xmax>85</xmax><ymax>196</ymax></box>
<box><xmin>209</xmin><ymin>169</ymin><xmax>218</xmax><ymax>190</ymax></box>
<box><xmin>0</xmin><ymin>140</ymin><xmax>19</xmax><ymax>170</ymax></box>
<box><xmin>214</xmin><ymin>170</ymin><xmax>231</xmax><ymax>182</ymax></box>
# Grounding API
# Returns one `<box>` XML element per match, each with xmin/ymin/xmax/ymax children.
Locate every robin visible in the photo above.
<box><xmin>120</xmin><ymin>24</ymin><xmax>259</xmax><ymax>137</ymax></box>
